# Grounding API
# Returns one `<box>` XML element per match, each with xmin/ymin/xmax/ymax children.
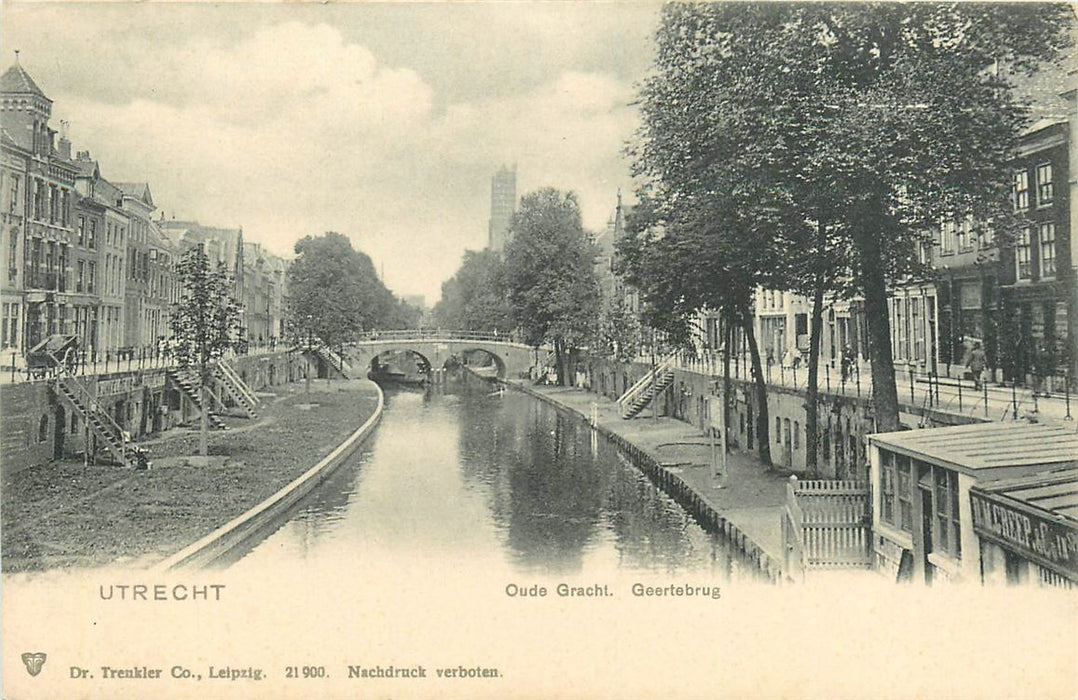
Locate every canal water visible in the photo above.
<box><xmin>228</xmin><ymin>374</ymin><xmax>756</xmax><ymax>582</ymax></box>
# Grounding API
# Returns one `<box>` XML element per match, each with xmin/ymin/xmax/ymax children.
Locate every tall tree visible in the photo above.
<box><xmin>618</xmin><ymin>195</ymin><xmax>782</xmax><ymax>465</ymax></box>
<box><xmin>432</xmin><ymin>249</ymin><xmax>514</xmax><ymax>332</ymax></box>
<box><xmin>503</xmin><ymin>188</ymin><xmax>601</xmax><ymax>386</ymax></box>
<box><xmin>170</xmin><ymin>244</ymin><xmax>243</xmax><ymax>457</ymax></box>
<box><xmin>633</xmin><ymin>2</ymin><xmax>1072</xmax><ymax>435</ymax></box>
<box><xmin>287</xmin><ymin>232</ymin><xmax>403</xmax><ymax>350</ymax></box>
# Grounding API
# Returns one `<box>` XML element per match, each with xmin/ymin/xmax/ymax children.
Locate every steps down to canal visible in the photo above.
<box><xmin>618</xmin><ymin>358</ymin><xmax>676</xmax><ymax>419</ymax></box>
<box><xmin>213</xmin><ymin>362</ymin><xmax>260</xmax><ymax>419</ymax></box>
<box><xmin>167</xmin><ymin>368</ymin><xmax>228</xmax><ymax>430</ymax></box>
<box><xmin>52</xmin><ymin>375</ymin><xmax>133</xmax><ymax>466</ymax></box>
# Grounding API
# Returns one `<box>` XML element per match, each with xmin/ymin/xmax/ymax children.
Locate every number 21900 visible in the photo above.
<box><xmin>285</xmin><ymin>666</ymin><xmax>326</xmax><ymax>678</ymax></box>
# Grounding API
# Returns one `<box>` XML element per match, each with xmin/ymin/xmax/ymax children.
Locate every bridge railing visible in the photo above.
<box><xmin>354</xmin><ymin>329</ymin><xmax>524</xmax><ymax>344</ymax></box>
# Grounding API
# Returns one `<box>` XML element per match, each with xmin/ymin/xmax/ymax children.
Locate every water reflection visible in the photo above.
<box><xmin>230</xmin><ymin>373</ymin><xmax>755</xmax><ymax>580</ymax></box>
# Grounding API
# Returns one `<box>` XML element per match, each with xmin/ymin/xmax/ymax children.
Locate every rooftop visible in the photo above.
<box><xmin>114</xmin><ymin>182</ymin><xmax>154</xmax><ymax>208</ymax></box>
<box><xmin>869</xmin><ymin>422</ymin><xmax>1078</xmax><ymax>472</ymax></box>
<box><xmin>975</xmin><ymin>468</ymin><xmax>1078</xmax><ymax>522</ymax></box>
<box><xmin>0</xmin><ymin>61</ymin><xmax>47</xmax><ymax>99</ymax></box>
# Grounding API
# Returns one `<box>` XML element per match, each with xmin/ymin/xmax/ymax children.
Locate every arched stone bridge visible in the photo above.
<box><xmin>344</xmin><ymin>330</ymin><xmax>540</xmax><ymax>380</ymax></box>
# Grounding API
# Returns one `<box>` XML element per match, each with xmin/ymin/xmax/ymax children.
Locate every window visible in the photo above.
<box><xmin>1040</xmin><ymin>223</ymin><xmax>1056</xmax><ymax>278</ymax></box>
<box><xmin>8</xmin><ymin>175</ymin><xmax>18</xmax><ymax>214</ymax></box>
<box><xmin>1016</xmin><ymin>227</ymin><xmax>1032</xmax><ymax>280</ymax></box>
<box><xmin>76</xmin><ymin>260</ymin><xmax>84</xmax><ymax>293</ymax></box>
<box><xmin>106</xmin><ymin>222</ymin><xmax>111</xmax><ymax>246</ymax></box>
<box><xmin>956</xmin><ymin>219</ymin><xmax>973</xmax><ymax>252</ymax></box>
<box><xmin>2</xmin><ymin>303</ymin><xmax>13</xmax><ymax>346</ymax></box>
<box><xmin>87</xmin><ymin>262</ymin><xmax>96</xmax><ymax>294</ymax></box>
<box><xmin>881</xmin><ymin>452</ymin><xmax>896</xmax><ymax>524</ymax></box>
<box><xmin>776</xmin><ymin>417</ymin><xmax>781</xmax><ymax>443</ymax></box>
<box><xmin>1014</xmin><ymin>170</ymin><xmax>1030</xmax><ymax>211</ymax></box>
<box><xmin>87</xmin><ymin>220</ymin><xmax>96</xmax><ymax>249</ymax></box>
<box><xmin>793</xmin><ymin>421</ymin><xmax>800</xmax><ymax>450</ymax></box>
<box><xmin>1036</xmin><ymin>163</ymin><xmax>1053</xmax><ymax>206</ymax></box>
<box><xmin>7</xmin><ymin>229</ymin><xmax>17</xmax><ymax>282</ymax></box>
<box><xmin>939</xmin><ymin>221</ymin><xmax>955</xmax><ymax>254</ymax></box>
<box><xmin>933</xmin><ymin>467</ymin><xmax>962</xmax><ymax>559</ymax></box>
<box><xmin>77</xmin><ymin>217</ymin><xmax>85</xmax><ymax>246</ymax></box>
<box><xmin>896</xmin><ymin>455</ymin><xmax>913</xmax><ymax>532</ymax></box>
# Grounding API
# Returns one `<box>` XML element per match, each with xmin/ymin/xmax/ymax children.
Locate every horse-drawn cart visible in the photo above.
<box><xmin>25</xmin><ymin>334</ymin><xmax>79</xmax><ymax>379</ymax></box>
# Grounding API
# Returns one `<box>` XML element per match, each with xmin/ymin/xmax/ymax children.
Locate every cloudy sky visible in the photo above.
<box><xmin>2</xmin><ymin>3</ymin><xmax>661</xmax><ymax>303</ymax></box>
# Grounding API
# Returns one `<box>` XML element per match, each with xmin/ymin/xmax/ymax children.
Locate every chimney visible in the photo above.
<box><xmin>57</xmin><ymin>120</ymin><xmax>71</xmax><ymax>160</ymax></box>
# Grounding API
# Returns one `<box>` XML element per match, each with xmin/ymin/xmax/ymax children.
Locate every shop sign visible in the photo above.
<box><xmin>970</xmin><ymin>491</ymin><xmax>1078</xmax><ymax>578</ymax></box>
<box><xmin>97</xmin><ymin>375</ymin><xmax>143</xmax><ymax>397</ymax></box>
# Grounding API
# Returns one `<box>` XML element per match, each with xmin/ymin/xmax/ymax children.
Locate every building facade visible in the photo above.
<box><xmin>115</xmin><ymin>182</ymin><xmax>156</xmax><ymax>352</ymax></box>
<box><xmin>998</xmin><ymin>119</ymin><xmax>1073</xmax><ymax>389</ymax></box>
<box><xmin>0</xmin><ymin>59</ymin><xmax>79</xmax><ymax>365</ymax></box>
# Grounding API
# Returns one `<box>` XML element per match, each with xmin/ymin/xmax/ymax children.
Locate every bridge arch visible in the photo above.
<box><xmin>345</xmin><ymin>333</ymin><xmax>540</xmax><ymax>383</ymax></box>
<box><xmin>369</xmin><ymin>348</ymin><xmax>433</xmax><ymax>378</ymax></box>
<box><xmin>453</xmin><ymin>347</ymin><xmax>506</xmax><ymax>378</ymax></box>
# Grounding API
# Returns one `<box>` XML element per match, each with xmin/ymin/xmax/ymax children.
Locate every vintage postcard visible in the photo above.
<box><xmin>2</xmin><ymin>2</ymin><xmax>1077</xmax><ymax>699</ymax></box>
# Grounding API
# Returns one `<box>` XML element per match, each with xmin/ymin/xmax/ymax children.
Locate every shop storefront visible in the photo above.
<box><xmin>868</xmin><ymin>422</ymin><xmax>1078</xmax><ymax>585</ymax></box>
<box><xmin>971</xmin><ymin>469</ymin><xmax>1078</xmax><ymax>589</ymax></box>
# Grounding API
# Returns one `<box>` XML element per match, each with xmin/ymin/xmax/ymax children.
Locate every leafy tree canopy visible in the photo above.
<box><xmin>287</xmin><ymin>232</ymin><xmax>414</xmax><ymax>346</ymax></box>
<box><xmin>170</xmin><ymin>244</ymin><xmax>243</xmax><ymax>373</ymax></box>
<box><xmin>504</xmin><ymin>188</ymin><xmax>601</xmax><ymax>350</ymax></box>
<box><xmin>432</xmin><ymin>249</ymin><xmax>514</xmax><ymax>332</ymax></box>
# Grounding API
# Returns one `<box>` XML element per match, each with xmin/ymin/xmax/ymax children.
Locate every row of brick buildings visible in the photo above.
<box><xmin>0</xmin><ymin>59</ymin><xmax>289</xmax><ymax>368</ymax></box>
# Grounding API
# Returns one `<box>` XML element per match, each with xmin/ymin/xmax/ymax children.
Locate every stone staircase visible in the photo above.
<box><xmin>618</xmin><ymin>358</ymin><xmax>676</xmax><ymax>419</ymax></box>
<box><xmin>213</xmin><ymin>361</ymin><xmax>259</xmax><ymax>419</ymax></box>
<box><xmin>53</xmin><ymin>376</ymin><xmax>133</xmax><ymax>466</ymax></box>
<box><xmin>312</xmin><ymin>343</ymin><xmax>352</xmax><ymax>379</ymax></box>
<box><xmin>167</xmin><ymin>368</ymin><xmax>228</xmax><ymax>430</ymax></box>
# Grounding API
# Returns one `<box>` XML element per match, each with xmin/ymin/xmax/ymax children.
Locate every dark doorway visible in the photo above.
<box><xmin>921</xmin><ymin>487</ymin><xmax>935</xmax><ymax>585</ymax></box>
<box><xmin>53</xmin><ymin>405</ymin><xmax>66</xmax><ymax>460</ymax></box>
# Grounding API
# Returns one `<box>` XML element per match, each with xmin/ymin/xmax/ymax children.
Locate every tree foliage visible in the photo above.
<box><xmin>432</xmin><ymin>249</ymin><xmax>514</xmax><ymax>332</ymax></box>
<box><xmin>504</xmin><ymin>188</ymin><xmax>601</xmax><ymax>385</ymax></box>
<box><xmin>286</xmin><ymin>232</ymin><xmax>416</xmax><ymax>346</ymax></box>
<box><xmin>629</xmin><ymin>2</ymin><xmax>1073</xmax><ymax>433</ymax></box>
<box><xmin>170</xmin><ymin>244</ymin><xmax>243</xmax><ymax>370</ymax></box>
<box><xmin>170</xmin><ymin>244</ymin><xmax>243</xmax><ymax>455</ymax></box>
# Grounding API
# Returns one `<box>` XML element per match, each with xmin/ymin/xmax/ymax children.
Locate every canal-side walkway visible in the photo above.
<box><xmin>509</xmin><ymin>382</ymin><xmax>788</xmax><ymax>573</ymax></box>
<box><xmin>1</xmin><ymin>378</ymin><xmax>381</xmax><ymax>573</ymax></box>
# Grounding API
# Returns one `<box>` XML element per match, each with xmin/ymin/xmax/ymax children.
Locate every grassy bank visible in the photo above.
<box><xmin>1</xmin><ymin>378</ymin><xmax>380</xmax><ymax>573</ymax></box>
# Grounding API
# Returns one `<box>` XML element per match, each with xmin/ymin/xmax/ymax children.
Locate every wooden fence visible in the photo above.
<box><xmin>783</xmin><ymin>476</ymin><xmax>872</xmax><ymax>579</ymax></box>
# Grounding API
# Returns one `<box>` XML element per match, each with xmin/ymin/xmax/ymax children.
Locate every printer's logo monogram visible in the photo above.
<box><xmin>22</xmin><ymin>652</ymin><xmax>47</xmax><ymax>677</ymax></box>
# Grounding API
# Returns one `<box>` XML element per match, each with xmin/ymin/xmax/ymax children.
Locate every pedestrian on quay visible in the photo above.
<box><xmin>841</xmin><ymin>344</ymin><xmax>855</xmax><ymax>382</ymax></box>
<box><xmin>968</xmin><ymin>341</ymin><xmax>986</xmax><ymax>391</ymax></box>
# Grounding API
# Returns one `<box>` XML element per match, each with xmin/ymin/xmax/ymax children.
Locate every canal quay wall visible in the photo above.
<box><xmin>0</xmin><ymin>352</ymin><xmax>306</xmax><ymax>473</ymax></box>
<box><xmin>154</xmin><ymin>381</ymin><xmax>385</xmax><ymax>571</ymax></box>
<box><xmin>585</xmin><ymin>357</ymin><xmax>984</xmax><ymax>482</ymax></box>
<box><xmin>505</xmin><ymin>379</ymin><xmax>786</xmax><ymax>584</ymax></box>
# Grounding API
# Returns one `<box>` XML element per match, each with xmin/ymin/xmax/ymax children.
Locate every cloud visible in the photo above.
<box><xmin>13</xmin><ymin>14</ymin><xmax>643</xmax><ymax>301</ymax></box>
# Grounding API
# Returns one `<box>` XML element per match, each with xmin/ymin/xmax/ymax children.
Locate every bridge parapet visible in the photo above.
<box><xmin>346</xmin><ymin>331</ymin><xmax>542</xmax><ymax>380</ymax></box>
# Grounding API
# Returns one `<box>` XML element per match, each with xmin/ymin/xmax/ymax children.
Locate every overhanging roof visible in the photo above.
<box><xmin>869</xmin><ymin>422</ymin><xmax>1078</xmax><ymax>472</ymax></box>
